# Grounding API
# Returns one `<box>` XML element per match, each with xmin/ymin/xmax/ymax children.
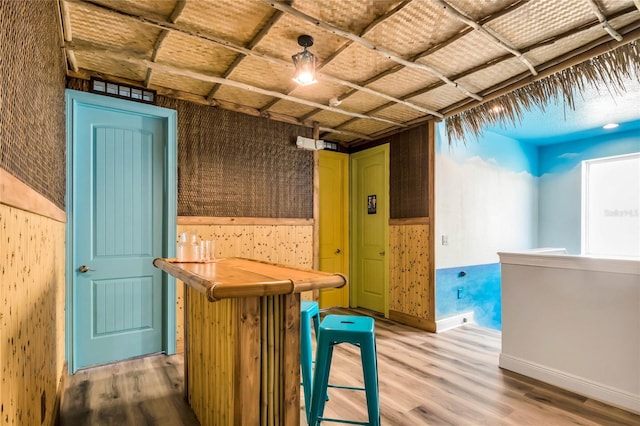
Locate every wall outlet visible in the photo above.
<box><xmin>457</xmin><ymin>288</ymin><xmax>464</xmax><ymax>299</ymax></box>
<box><xmin>441</xmin><ymin>235</ymin><xmax>449</xmax><ymax>245</ymax></box>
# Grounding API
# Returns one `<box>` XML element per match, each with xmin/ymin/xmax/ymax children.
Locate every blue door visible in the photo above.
<box><xmin>72</xmin><ymin>102</ymin><xmax>166</xmax><ymax>369</ymax></box>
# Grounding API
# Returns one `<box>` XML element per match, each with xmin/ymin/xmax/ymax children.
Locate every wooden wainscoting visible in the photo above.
<box><xmin>388</xmin><ymin>218</ymin><xmax>435</xmax><ymax>331</ymax></box>
<box><xmin>0</xmin><ymin>203</ymin><xmax>66</xmax><ymax>425</ymax></box>
<box><xmin>175</xmin><ymin>218</ymin><xmax>313</xmax><ymax>353</ymax></box>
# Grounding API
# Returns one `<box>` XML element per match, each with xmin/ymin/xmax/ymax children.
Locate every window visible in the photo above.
<box><xmin>582</xmin><ymin>153</ymin><xmax>640</xmax><ymax>257</ymax></box>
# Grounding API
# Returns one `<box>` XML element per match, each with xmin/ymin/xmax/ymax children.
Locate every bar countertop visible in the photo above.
<box><xmin>153</xmin><ymin>257</ymin><xmax>347</xmax><ymax>302</ymax></box>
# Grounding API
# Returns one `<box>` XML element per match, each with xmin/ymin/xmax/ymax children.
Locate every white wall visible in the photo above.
<box><xmin>436</xmin><ymin>125</ymin><xmax>538</xmax><ymax>268</ymax></box>
<box><xmin>499</xmin><ymin>251</ymin><xmax>640</xmax><ymax>413</ymax></box>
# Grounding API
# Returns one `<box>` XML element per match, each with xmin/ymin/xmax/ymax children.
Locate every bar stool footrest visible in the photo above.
<box><xmin>327</xmin><ymin>383</ymin><xmax>367</xmax><ymax>391</ymax></box>
<box><xmin>318</xmin><ymin>417</ymin><xmax>370</xmax><ymax>425</ymax></box>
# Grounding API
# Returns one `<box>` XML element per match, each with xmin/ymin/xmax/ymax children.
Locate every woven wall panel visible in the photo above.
<box><xmin>67</xmin><ymin>77</ymin><xmax>313</xmax><ymax>218</ymax></box>
<box><xmin>389</xmin><ymin>125</ymin><xmax>429</xmax><ymax>219</ymax></box>
<box><xmin>156</xmin><ymin>98</ymin><xmax>314</xmax><ymax>218</ymax></box>
<box><xmin>0</xmin><ymin>0</ymin><xmax>67</xmax><ymax>209</ymax></box>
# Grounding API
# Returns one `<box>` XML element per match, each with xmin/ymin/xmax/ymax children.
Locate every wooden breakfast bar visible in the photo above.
<box><xmin>153</xmin><ymin>257</ymin><xmax>347</xmax><ymax>426</ymax></box>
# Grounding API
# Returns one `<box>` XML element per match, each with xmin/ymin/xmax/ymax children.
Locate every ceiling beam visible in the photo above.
<box><xmin>68</xmin><ymin>68</ymin><xmax>360</xmax><ymax>141</ymax></box>
<box><xmin>319</xmin><ymin>127</ymin><xmax>373</xmax><ymax>141</ymax></box>
<box><xmin>58</xmin><ymin>0</ymin><xmax>78</xmax><ymax>72</ymax></box>
<box><xmin>67</xmin><ymin>43</ymin><xmax>407</xmax><ymax>128</ymax></box>
<box><xmin>304</xmin><ymin>0</ymin><xmax>532</xmax><ymax>125</ymax></box>
<box><xmin>206</xmin><ymin>7</ymin><xmax>286</xmax><ymax>101</ymax></box>
<box><xmin>144</xmin><ymin>0</ymin><xmax>186</xmax><ymax>88</ymax></box>
<box><xmin>339</xmin><ymin>5</ymin><xmax>640</xmax><ymax>141</ymax></box>
<box><xmin>65</xmin><ymin>0</ymin><xmax>436</xmax><ymax>116</ymax></box>
<box><xmin>262</xmin><ymin>0</ymin><xmax>483</xmax><ymax>101</ymax></box>
<box><xmin>585</xmin><ymin>0</ymin><xmax>623</xmax><ymax>41</ymax></box>
<box><xmin>432</xmin><ymin>0</ymin><xmax>537</xmax><ymax>76</ymax></box>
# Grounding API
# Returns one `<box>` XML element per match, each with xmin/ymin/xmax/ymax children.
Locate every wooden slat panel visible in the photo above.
<box><xmin>0</xmin><ymin>204</ymin><xmax>66</xmax><ymax>426</ymax></box>
<box><xmin>184</xmin><ymin>292</ymin><xmax>300</xmax><ymax>425</ymax></box>
<box><xmin>389</xmin><ymin>223</ymin><xmax>431</xmax><ymax>321</ymax></box>
<box><xmin>236</xmin><ymin>296</ymin><xmax>261</xmax><ymax>424</ymax></box>
<box><xmin>187</xmin><ymin>290</ymin><xmax>238</xmax><ymax>425</ymax></box>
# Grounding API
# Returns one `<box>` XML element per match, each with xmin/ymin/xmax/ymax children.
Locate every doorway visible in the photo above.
<box><xmin>65</xmin><ymin>90</ymin><xmax>177</xmax><ymax>372</ymax></box>
<box><xmin>350</xmin><ymin>144</ymin><xmax>389</xmax><ymax>315</ymax></box>
<box><xmin>318</xmin><ymin>150</ymin><xmax>349</xmax><ymax>308</ymax></box>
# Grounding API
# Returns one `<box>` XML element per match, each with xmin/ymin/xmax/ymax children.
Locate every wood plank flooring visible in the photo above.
<box><xmin>60</xmin><ymin>308</ymin><xmax>639</xmax><ymax>425</ymax></box>
<box><xmin>60</xmin><ymin>354</ymin><xmax>199</xmax><ymax>426</ymax></box>
<box><xmin>313</xmin><ymin>308</ymin><xmax>639</xmax><ymax>426</ymax></box>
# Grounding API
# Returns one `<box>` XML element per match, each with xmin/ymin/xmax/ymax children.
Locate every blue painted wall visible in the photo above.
<box><xmin>436</xmin><ymin>116</ymin><xmax>639</xmax><ymax>331</ymax></box>
<box><xmin>538</xmin><ymin>129</ymin><xmax>640</xmax><ymax>253</ymax></box>
<box><xmin>436</xmin><ymin>263</ymin><xmax>502</xmax><ymax>330</ymax></box>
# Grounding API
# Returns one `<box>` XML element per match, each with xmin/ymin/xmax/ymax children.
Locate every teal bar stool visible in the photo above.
<box><xmin>309</xmin><ymin>315</ymin><xmax>380</xmax><ymax>426</ymax></box>
<box><xmin>300</xmin><ymin>300</ymin><xmax>321</xmax><ymax>423</ymax></box>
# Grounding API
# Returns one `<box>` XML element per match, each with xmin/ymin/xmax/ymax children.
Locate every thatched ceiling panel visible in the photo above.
<box><xmin>254</xmin><ymin>13</ymin><xmax>348</xmax><ymax>63</ymax></box>
<box><xmin>487</xmin><ymin>0</ymin><xmax>594</xmax><ymax>49</ymax></box>
<box><xmin>339</xmin><ymin>119</ymin><xmax>395</xmax><ymax>136</ymax></box>
<box><xmin>75</xmin><ymin>53</ymin><xmax>147</xmax><ymax>82</ymax></box>
<box><xmin>456</xmin><ymin>57</ymin><xmax>530</xmax><ymax>95</ymax></box>
<box><xmin>337</xmin><ymin>91</ymin><xmax>391</xmax><ymax>115</ymax></box>
<box><xmin>226</xmin><ymin>56</ymin><xmax>294</xmax><ymax>93</ymax></box>
<box><xmin>365</xmin><ymin>67</ymin><xmax>441</xmax><ymax>99</ymax></box>
<box><xmin>419</xmin><ymin>30</ymin><xmax>509</xmax><ymax>77</ymax></box>
<box><xmin>525</xmin><ymin>13</ymin><xmax>637</xmax><ymax>67</ymax></box>
<box><xmin>373</xmin><ymin>103</ymin><xmax>425</xmax><ymax>123</ymax></box>
<box><xmin>365</xmin><ymin>0</ymin><xmax>463</xmax><ymax>57</ymax></box>
<box><xmin>324</xmin><ymin>132</ymin><xmax>354</xmax><ymax>143</ymax></box>
<box><xmin>321</xmin><ymin>43</ymin><xmax>397</xmax><ymax>83</ymax></box>
<box><xmin>309</xmin><ymin>110</ymin><xmax>354</xmax><ymax>128</ymax></box>
<box><xmin>90</xmin><ymin>0</ymin><xmax>178</xmax><ymax>20</ymax></box>
<box><xmin>155</xmin><ymin>32</ymin><xmax>238</xmax><ymax>76</ymax></box>
<box><xmin>265</xmin><ymin>100</ymin><xmax>317</xmax><ymax>118</ymax></box>
<box><xmin>448</xmin><ymin>0</ymin><xmax>523</xmax><ymax>20</ymax></box>
<box><xmin>62</xmin><ymin>0</ymin><xmax>640</xmax><ymax>146</ymax></box>
<box><xmin>287</xmin><ymin>80</ymin><xmax>348</xmax><ymax>105</ymax></box>
<box><xmin>408</xmin><ymin>85</ymin><xmax>470</xmax><ymax>111</ymax></box>
<box><xmin>214</xmin><ymin>86</ymin><xmax>275</xmax><ymax>109</ymax></box>
<box><xmin>308</xmin><ymin>79</ymin><xmax>353</xmax><ymax>101</ymax></box>
<box><xmin>68</xmin><ymin>2</ymin><xmax>160</xmax><ymax>52</ymax></box>
<box><xmin>295</xmin><ymin>0</ymin><xmax>403</xmax><ymax>35</ymax></box>
<box><xmin>149</xmin><ymin>71</ymin><xmax>213</xmax><ymax>97</ymax></box>
<box><xmin>176</xmin><ymin>0</ymin><xmax>273</xmax><ymax>45</ymax></box>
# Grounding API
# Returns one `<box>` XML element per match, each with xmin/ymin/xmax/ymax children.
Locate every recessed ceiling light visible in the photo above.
<box><xmin>603</xmin><ymin>123</ymin><xmax>619</xmax><ymax>129</ymax></box>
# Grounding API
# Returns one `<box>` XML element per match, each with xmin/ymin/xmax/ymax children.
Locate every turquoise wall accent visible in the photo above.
<box><xmin>436</xmin><ymin>263</ymin><xmax>502</xmax><ymax>330</ymax></box>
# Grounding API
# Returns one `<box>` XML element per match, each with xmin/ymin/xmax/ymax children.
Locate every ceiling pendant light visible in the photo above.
<box><xmin>292</xmin><ymin>35</ymin><xmax>317</xmax><ymax>86</ymax></box>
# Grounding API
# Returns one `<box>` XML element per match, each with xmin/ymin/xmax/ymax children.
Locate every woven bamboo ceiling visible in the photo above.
<box><xmin>59</xmin><ymin>0</ymin><xmax>640</xmax><ymax>146</ymax></box>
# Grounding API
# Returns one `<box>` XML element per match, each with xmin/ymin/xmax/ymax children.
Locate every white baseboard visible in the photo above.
<box><xmin>499</xmin><ymin>353</ymin><xmax>640</xmax><ymax>414</ymax></box>
<box><xmin>435</xmin><ymin>311</ymin><xmax>475</xmax><ymax>333</ymax></box>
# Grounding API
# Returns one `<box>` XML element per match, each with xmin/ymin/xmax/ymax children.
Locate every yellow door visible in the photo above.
<box><xmin>350</xmin><ymin>145</ymin><xmax>389</xmax><ymax>315</ymax></box>
<box><xmin>318</xmin><ymin>150</ymin><xmax>349</xmax><ymax>308</ymax></box>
